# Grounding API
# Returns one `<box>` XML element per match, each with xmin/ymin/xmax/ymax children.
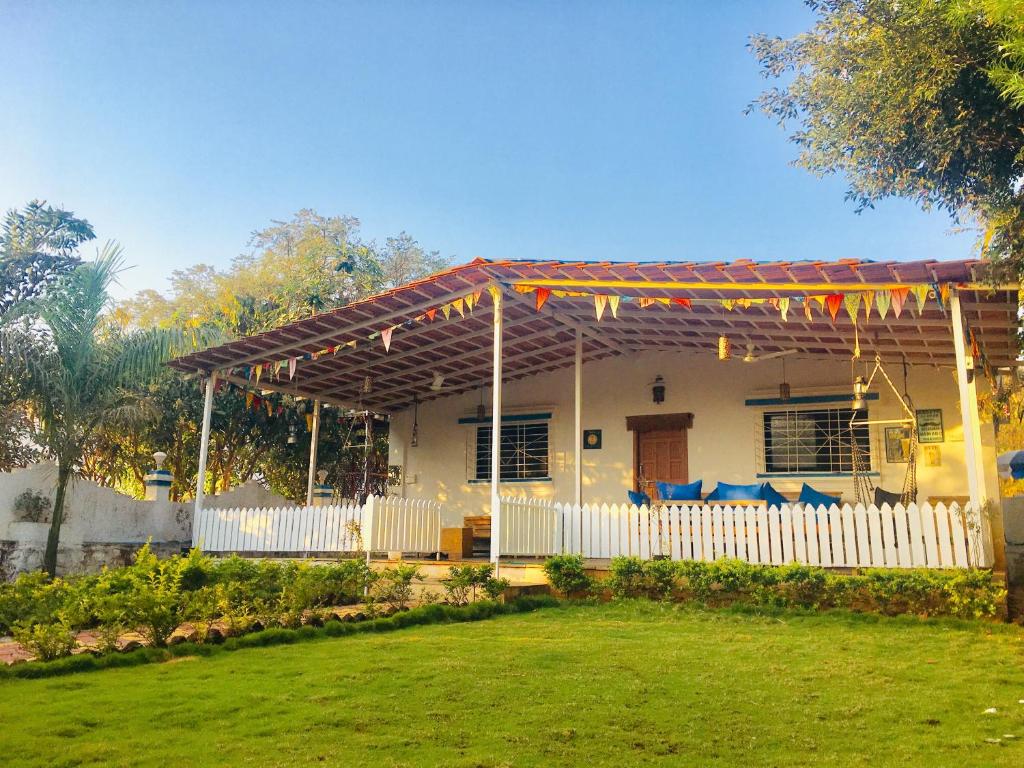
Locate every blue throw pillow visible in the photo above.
<box><xmin>760</xmin><ymin>482</ymin><xmax>788</xmax><ymax>508</ymax></box>
<box><xmin>705</xmin><ymin>482</ymin><xmax>763</xmax><ymax>502</ymax></box>
<box><xmin>656</xmin><ymin>479</ymin><xmax>702</xmax><ymax>502</ymax></box>
<box><xmin>627</xmin><ymin>490</ymin><xmax>651</xmax><ymax>507</ymax></box>
<box><xmin>797</xmin><ymin>482</ymin><xmax>841</xmax><ymax>508</ymax></box>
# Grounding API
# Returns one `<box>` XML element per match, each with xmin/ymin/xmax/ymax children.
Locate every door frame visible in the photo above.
<box><xmin>626</xmin><ymin>413</ymin><xmax>693</xmax><ymax>493</ymax></box>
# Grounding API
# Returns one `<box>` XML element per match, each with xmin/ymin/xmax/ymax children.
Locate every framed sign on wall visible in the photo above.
<box><xmin>916</xmin><ymin>409</ymin><xmax>944</xmax><ymax>444</ymax></box>
<box><xmin>885</xmin><ymin>426</ymin><xmax>912</xmax><ymax>463</ymax></box>
<box><xmin>583</xmin><ymin>429</ymin><xmax>602</xmax><ymax>449</ymax></box>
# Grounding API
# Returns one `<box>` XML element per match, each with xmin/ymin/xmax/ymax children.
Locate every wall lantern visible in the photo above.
<box><xmin>651</xmin><ymin>375</ymin><xmax>666</xmax><ymax>404</ymax></box>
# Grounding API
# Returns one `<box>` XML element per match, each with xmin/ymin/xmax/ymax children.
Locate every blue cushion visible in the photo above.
<box><xmin>627</xmin><ymin>490</ymin><xmax>651</xmax><ymax>507</ymax></box>
<box><xmin>656</xmin><ymin>479</ymin><xmax>702</xmax><ymax>501</ymax></box>
<box><xmin>797</xmin><ymin>482</ymin><xmax>841</xmax><ymax>508</ymax></box>
<box><xmin>760</xmin><ymin>482</ymin><xmax>788</xmax><ymax>508</ymax></box>
<box><xmin>705</xmin><ymin>482</ymin><xmax>763</xmax><ymax>502</ymax></box>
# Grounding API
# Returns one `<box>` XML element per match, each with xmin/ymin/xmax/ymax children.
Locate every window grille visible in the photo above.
<box><xmin>475</xmin><ymin>422</ymin><xmax>550</xmax><ymax>481</ymax></box>
<box><xmin>758</xmin><ymin>407</ymin><xmax>870</xmax><ymax>474</ymax></box>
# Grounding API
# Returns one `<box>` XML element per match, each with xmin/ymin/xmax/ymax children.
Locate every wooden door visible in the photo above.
<box><xmin>637</xmin><ymin>429</ymin><xmax>687</xmax><ymax>501</ymax></box>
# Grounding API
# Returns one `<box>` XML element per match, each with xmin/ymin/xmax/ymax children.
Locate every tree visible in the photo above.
<box><xmin>1</xmin><ymin>200</ymin><xmax>95</xmax><ymax>317</ymax></box>
<box><xmin>0</xmin><ymin>245</ymin><xmax>214</xmax><ymax>575</ymax></box>
<box><xmin>748</xmin><ymin>0</ymin><xmax>1024</xmax><ymax>273</ymax></box>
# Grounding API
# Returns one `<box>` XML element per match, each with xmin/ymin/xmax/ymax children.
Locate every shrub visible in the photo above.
<box><xmin>371</xmin><ymin>564</ymin><xmax>422</xmax><ymax>611</ymax></box>
<box><xmin>543</xmin><ymin>554</ymin><xmax>593</xmax><ymax>597</ymax></box>
<box><xmin>441</xmin><ymin>564</ymin><xmax>507</xmax><ymax>605</ymax></box>
<box><xmin>0</xmin><ymin>571</ymin><xmax>67</xmax><ymax>634</ymax></box>
<box><xmin>118</xmin><ymin>544</ymin><xmax>198</xmax><ymax>647</ymax></box>
<box><xmin>12</xmin><ymin>618</ymin><xmax>77</xmax><ymax>661</ymax></box>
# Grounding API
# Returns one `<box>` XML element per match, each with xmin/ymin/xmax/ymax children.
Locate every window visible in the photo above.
<box><xmin>761</xmin><ymin>407</ymin><xmax>870</xmax><ymax>474</ymax></box>
<box><xmin>475</xmin><ymin>422</ymin><xmax>550</xmax><ymax>481</ymax></box>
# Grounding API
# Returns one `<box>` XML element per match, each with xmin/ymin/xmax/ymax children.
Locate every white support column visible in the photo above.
<box><xmin>574</xmin><ymin>327</ymin><xmax>583</xmax><ymax>508</ymax></box>
<box><xmin>194</xmin><ymin>371</ymin><xmax>217</xmax><ymax>516</ymax></box>
<box><xmin>305</xmin><ymin>399</ymin><xmax>322</xmax><ymax>506</ymax></box>
<box><xmin>950</xmin><ymin>290</ymin><xmax>988</xmax><ymax>511</ymax></box>
<box><xmin>490</xmin><ymin>286</ymin><xmax>503</xmax><ymax>566</ymax></box>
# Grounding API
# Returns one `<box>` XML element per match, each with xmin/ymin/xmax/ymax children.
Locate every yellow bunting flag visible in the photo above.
<box><xmin>452</xmin><ymin>297</ymin><xmax>465</xmax><ymax>318</ymax></box>
<box><xmin>843</xmin><ymin>293</ymin><xmax>861</xmax><ymax>324</ymax></box>
<box><xmin>594</xmin><ymin>294</ymin><xmax>608</xmax><ymax>320</ymax></box>
<box><xmin>891</xmin><ymin>287</ymin><xmax>909</xmax><ymax>318</ymax></box>
<box><xmin>608</xmin><ymin>295</ymin><xmax>620</xmax><ymax>319</ymax></box>
<box><xmin>804</xmin><ymin>299</ymin><xmax>813</xmax><ymax>321</ymax></box>
<box><xmin>824</xmin><ymin>294</ymin><xmax>842</xmax><ymax>321</ymax></box>
<box><xmin>487</xmin><ymin>285</ymin><xmax>501</xmax><ymax>304</ymax></box>
<box><xmin>381</xmin><ymin>326</ymin><xmax>396</xmax><ymax>352</ymax></box>
<box><xmin>862</xmin><ymin>291</ymin><xmax>875</xmax><ymax>321</ymax></box>
<box><xmin>441</xmin><ymin>303</ymin><xmax>452</xmax><ymax>320</ymax></box>
<box><xmin>512</xmin><ymin>284</ymin><xmax>535</xmax><ymax>294</ymax></box>
<box><xmin>536</xmin><ymin>287</ymin><xmax>550</xmax><ymax>311</ymax></box>
<box><xmin>306</xmin><ymin>414</ymin><xmax>314</xmax><ymax>431</ymax></box>
<box><xmin>722</xmin><ymin>299</ymin><xmax>735</xmax><ymax>311</ymax></box>
<box><xmin>779</xmin><ymin>297</ymin><xmax>790</xmax><ymax>321</ymax></box>
<box><xmin>813</xmin><ymin>295</ymin><xmax>827</xmax><ymax>312</ymax></box>
<box><xmin>245</xmin><ymin>392</ymin><xmax>254</xmax><ymax>409</ymax></box>
<box><xmin>254</xmin><ymin>364</ymin><xmax>263</xmax><ymax>384</ymax></box>
<box><xmin>656</xmin><ymin>297</ymin><xmax>671</xmax><ymax>305</ymax></box>
<box><xmin>465</xmin><ymin>292</ymin><xmax>475</xmax><ymax>312</ymax></box>
<box><xmin>272</xmin><ymin>360</ymin><xmax>283</xmax><ymax>379</ymax></box>
<box><xmin>875</xmin><ymin>291</ymin><xmax>890</xmax><ymax>320</ymax></box>
<box><xmin>913</xmin><ymin>285</ymin><xmax>929</xmax><ymax>315</ymax></box>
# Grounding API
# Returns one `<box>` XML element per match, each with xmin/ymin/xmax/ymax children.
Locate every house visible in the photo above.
<box><xmin>170</xmin><ymin>257</ymin><xmax>1019</xmax><ymax>569</ymax></box>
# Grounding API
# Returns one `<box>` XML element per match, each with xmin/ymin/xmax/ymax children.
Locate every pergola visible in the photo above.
<box><xmin>170</xmin><ymin>257</ymin><xmax>1020</xmax><ymax>561</ymax></box>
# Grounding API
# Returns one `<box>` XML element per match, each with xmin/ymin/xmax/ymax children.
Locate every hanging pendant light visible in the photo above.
<box><xmin>361</xmin><ymin>376</ymin><xmax>373</xmax><ymax>395</ymax></box>
<box><xmin>779</xmin><ymin>357</ymin><xmax>791</xmax><ymax>402</ymax></box>
<box><xmin>718</xmin><ymin>335</ymin><xmax>732</xmax><ymax>361</ymax></box>
<box><xmin>476</xmin><ymin>382</ymin><xmax>486</xmax><ymax>421</ymax></box>
<box><xmin>287</xmin><ymin>423</ymin><xmax>299</xmax><ymax>445</ymax></box>
<box><xmin>410</xmin><ymin>395</ymin><xmax>419</xmax><ymax>448</ymax></box>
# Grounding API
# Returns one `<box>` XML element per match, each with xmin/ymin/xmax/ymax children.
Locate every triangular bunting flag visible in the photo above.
<box><xmin>913</xmin><ymin>285</ymin><xmax>929</xmax><ymax>315</ymax></box>
<box><xmin>465</xmin><ymin>292</ymin><xmax>475</xmax><ymax>312</ymax></box>
<box><xmin>245</xmin><ymin>392</ymin><xmax>254</xmax><ymax>409</ymax></box>
<box><xmin>426</xmin><ymin>308</ymin><xmax>437</xmax><ymax>322</ymax></box>
<box><xmin>891</xmin><ymin>288</ymin><xmax>909</xmax><ymax>318</ymax></box>
<box><xmin>779</xmin><ymin>297</ymin><xmax>790</xmax><ymax>321</ymax></box>
<box><xmin>288</xmin><ymin>357</ymin><xmax>297</xmax><ymax>380</ymax></box>
<box><xmin>672</xmin><ymin>298</ymin><xmax>692</xmax><ymax>309</ymax></box>
<box><xmin>862</xmin><ymin>291</ymin><xmax>874</xmax><ymax>321</ymax></box>
<box><xmin>804</xmin><ymin>298</ymin><xmax>813</xmax><ymax>321</ymax></box>
<box><xmin>722</xmin><ymin>299</ymin><xmax>735</xmax><ymax>311</ymax></box>
<box><xmin>825</xmin><ymin>294</ymin><xmax>843</xmax><ymax>322</ymax></box>
<box><xmin>254</xmin><ymin>364</ymin><xmax>263</xmax><ymax>383</ymax></box>
<box><xmin>265</xmin><ymin>399</ymin><xmax>273</xmax><ymax>417</ymax></box>
<box><xmin>306</xmin><ymin>414</ymin><xmax>314</xmax><ymax>431</ymax></box>
<box><xmin>813</xmin><ymin>295</ymin><xmax>827</xmax><ymax>311</ymax></box>
<box><xmin>513</xmin><ymin>284</ymin><xmax>535</xmax><ymax>294</ymax></box>
<box><xmin>843</xmin><ymin>293</ymin><xmax>861</xmax><ymax>324</ymax></box>
<box><xmin>594</xmin><ymin>294</ymin><xmax>608</xmax><ymax>320</ymax></box>
<box><xmin>875</xmin><ymin>291</ymin><xmax>890</xmax><ymax>320</ymax></box>
<box><xmin>638</xmin><ymin>297</ymin><xmax>655</xmax><ymax>309</ymax></box>
<box><xmin>381</xmin><ymin>326</ymin><xmax>395</xmax><ymax>352</ymax></box>
<box><xmin>656</xmin><ymin>297</ymin><xmax>671</xmax><ymax>305</ymax></box>
<box><xmin>608</xmin><ymin>295</ymin><xmax>620</xmax><ymax>318</ymax></box>
<box><xmin>768</xmin><ymin>297</ymin><xmax>779</xmax><ymax>310</ymax></box>
<box><xmin>939</xmin><ymin>282</ymin><xmax>950</xmax><ymax>307</ymax></box>
<box><xmin>452</xmin><ymin>298</ymin><xmax>465</xmax><ymax>318</ymax></box>
<box><xmin>536</xmin><ymin>287</ymin><xmax>551</xmax><ymax>312</ymax></box>
<box><xmin>487</xmin><ymin>285</ymin><xmax>501</xmax><ymax>305</ymax></box>
<box><xmin>441</xmin><ymin>303</ymin><xmax>452</xmax><ymax>320</ymax></box>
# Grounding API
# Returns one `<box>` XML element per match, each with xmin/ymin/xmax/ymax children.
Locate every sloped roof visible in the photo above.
<box><xmin>169</xmin><ymin>257</ymin><xmax>1020</xmax><ymax>412</ymax></box>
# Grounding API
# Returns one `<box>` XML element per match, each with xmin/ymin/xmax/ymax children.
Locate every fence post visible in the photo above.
<box><xmin>362</xmin><ymin>494</ymin><xmax>376</xmax><ymax>596</ymax></box>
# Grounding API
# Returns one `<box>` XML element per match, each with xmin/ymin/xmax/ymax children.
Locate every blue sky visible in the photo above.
<box><xmin>1</xmin><ymin>1</ymin><xmax>975</xmax><ymax>299</ymax></box>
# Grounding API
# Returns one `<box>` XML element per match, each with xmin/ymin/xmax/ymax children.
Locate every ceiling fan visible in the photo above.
<box><xmin>742</xmin><ymin>344</ymin><xmax>797</xmax><ymax>363</ymax></box>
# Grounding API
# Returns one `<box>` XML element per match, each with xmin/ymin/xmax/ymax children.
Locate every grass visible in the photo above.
<box><xmin>1</xmin><ymin>602</ymin><xmax>1023</xmax><ymax>767</ymax></box>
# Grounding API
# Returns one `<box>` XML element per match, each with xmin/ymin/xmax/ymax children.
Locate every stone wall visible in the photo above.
<box><xmin>0</xmin><ymin>462</ymin><xmax>290</xmax><ymax>577</ymax></box>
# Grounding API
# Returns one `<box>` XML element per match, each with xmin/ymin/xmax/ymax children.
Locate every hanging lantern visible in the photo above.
<box><xmin>779</xmin><ymin>358</ymin><xmax>791</xmax><ymax>402</ymax></box>
<box><xmin>410</xmin><ymin>396</ymin><xmax>419</xmax><ymax>448</ymax></box>
<box><xmin>651</xmin><ymin>375</ymin><xmax>666</xmax><ymax>404</ymax></box>
<box><xmin>361</xmin><ymin>376</ymin><xmax>373</xmax><ymax>395</ymax></box>
<box><xmin>287</xmin><ymin>423</ymin><xmax>299</xmax><ymax>445</ymax></box>
<box><xmin>718</xmin><ymin>335</ymin><xmax>731</xmax><ymax>361</ymax></box>
<box><xmin>852</xmin><ymin>375</ymin><xmax>868</xmax><ymax>410</ymax></box>
<box><xmin>476</xmin><ymin>382</ymin><xmax>486</xmax><ymax>421</ymax></box>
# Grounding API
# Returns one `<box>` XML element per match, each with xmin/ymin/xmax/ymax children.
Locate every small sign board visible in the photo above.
<box><xmin>583</xmin><ymin>429</ymin><xmax>602</xmax><ymax>450</ymax></box>
<box><xmin>916</xmin><ymin>409</ymin><xmax>945</xmax><ymax>443</ymax></box>
<box><xmin>885</xmin><ymin>426</ymin><xmax>912</xmax><ymax>463</ymax></box>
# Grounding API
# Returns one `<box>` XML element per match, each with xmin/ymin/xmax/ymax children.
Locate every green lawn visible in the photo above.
<box><xmin>2</xmin><ymin>602</ymin><xmax>1023</xmax><ymax>767</ymax></box>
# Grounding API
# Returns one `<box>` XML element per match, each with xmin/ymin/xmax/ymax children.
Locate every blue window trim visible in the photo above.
<box><xmin>458</xmin><ymin>411</ymin><xmax>552</xmax><ymax>425</ymax></box>
<box><xmin>756</xmin><ymin>472</ymin><xmax>880</xmax><ymax>479</ymax></box>
<box><xmin>468</xmin><ymin>477</ymin><xmax>553</xmax><ymax>484</ymax></box>
<box><xmin>744</xmin><ymin>393</ymin><xmax>879</xmax><ymax>407</ymax></box>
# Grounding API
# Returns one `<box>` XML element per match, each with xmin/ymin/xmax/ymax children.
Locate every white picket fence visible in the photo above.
<box><xmin>192</xmin><ymin>495</ymin><xmax>443</xmax><ymax>556</ymax></box>
<box><xmin>499</xmin><ymin>497</ymin><xmax>991</xmax><ymax>569</ymax></box>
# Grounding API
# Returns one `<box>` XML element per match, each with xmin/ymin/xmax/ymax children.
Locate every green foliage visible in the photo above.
<box><xmin>11</xmin><ymin>618</ymin><xmax>78</xmax><ymax>661</ymax></box>
<box><xmin>608</xmin><ymin>557</ymin><xmax>679</xmax><ymax>600</ymax></box>
<box><xmin>542</xmin><ymin>554</ymin><xmax>593</xmax><ymax>597</ymax></box>
<box><xmin>749</xmin><ymin>0</ymin><xmax>1024</xmax><ymax>274</ymax></box>
<box><xmin>370</xmin><ymin>564</ymin><xmax>423</xmax><ymax>611</ymax></box>
<box><xmin>11</xmin><ymin>489</ymin><xmax>51</xmax><ymax>523</ymax></box>
<box><xmin>440</xmin><ymin>563</ymin><xmax>504</xmax><ymax>605</ymax></box>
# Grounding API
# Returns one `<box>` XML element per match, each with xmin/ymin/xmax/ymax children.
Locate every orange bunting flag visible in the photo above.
<box><xmin>306</xmin><ymin>414</ymin><xmax>314</xmax><ymax>431</ymax></box>
<box><xmin>672</xmin><ymin>297</ymin><xmax>692</xmax><ymax>309</ymax></box>
<box><xmin>608</xmin><ymin>295</ymin><xmax>620</xmax><ymax>318</ymax></box>
<box><xmin>843</xmin><ymin>293</ymin><xmax>861</xmax><ymax>324</ymax></box>
<box><xmin>638</xmin><ymin>297</ymin><xmax>655</xmax><ymax>309</ymax></box>
<box><xmin>874</xmin><ymin>291</ymin><xmax>890</xmax><ymax>320</ymax></box>
<box><xmin>426</xmin><ymin>308</ymin><xmax>437</xmax><ymax>322</ymax></box>
<box><xmin>535</xmin><ymin>287</ymin><xmax>551</xmax><ymax>311</ymax></box>
<box><xmin>779</xmin><ymin>297</ymin><xmax>790</xmax><ymax>321</ymax></box>
<box><xmin>266</xmin><ymin>399</ymin><xmax>273</xmax><ymax>418</ymax></box>
<box><xmin>768</xmin><ymin>297</ymin><xmax>779</xmax><ymax>310</ymax></box>
<box><xmin>254</xmin><ymin>364</ymin><xmax>263</xmax><ymax>384</ymax></box>
<box><xmin>825</xmin><ymin>294</ymin><xmax>843</xmax><ymax>322</ymax></box>
<box><xmin>969</xmin><ymin>328</ymin><xmax>980</xmax><ymax>358</ymax></box>
<box><xmin>594</xmin><ymin>294</ymin><xmax>608</xmax><ymax>320</ymax></box>
<box><xmin>452</xmin><ymin>297</ymin><xmax>465</xmax><ymax>318</ymax></box>
<box><xmin>862</xmin><ymin>291</ymin><xmax>875</xmax><ymax>320</ymax></box>
<box><xmin>939</xmin><ymin>283</ymin><xmax>950</xmax><ymax>307</ymax></box>
<box><xmin>288</xmin><ymin>357</ymin><xmax>297</xmax><ymax>380</ymax></box>
<box><xmin>513</xmin><ymin>284</ymin><xmax>534</xmax><ymax>295</ymax></box>
<box><xmin>245</xmin><ymin>391</ymin><xmax>254</xmax><ymax>409</ymax></box>
<box><xmin>913</xmin><ymin>285</ymin><xmax>929</xmax><ymax>315</ymax></box>
<box><xmin>891</xmin><ymin>287</ymin><xmax>909</xmax><ymax>318</ymax></box>
<box><xmin>381</xmin><ymin>326</ymin><xmax>395</xmax><ymax>352</ymax></box>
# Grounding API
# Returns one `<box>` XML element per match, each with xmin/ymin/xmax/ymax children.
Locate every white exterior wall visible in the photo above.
<box><xmin>388</xmin><ymin>351</ymin><xmax>999</xmax><ymax>525</ymax></box>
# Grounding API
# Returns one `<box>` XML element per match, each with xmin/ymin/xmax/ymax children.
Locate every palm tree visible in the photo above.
<box><xmin>0</xmin><ymin>244</ymin><xmax>214</xmax><ymax>575</ymax></box>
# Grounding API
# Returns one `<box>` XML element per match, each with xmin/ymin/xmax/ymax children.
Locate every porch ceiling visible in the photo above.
<box><xmin>168</xmin><ymin>258</ymin><xmax>1021</xmax><ymax>413</ymax></box>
